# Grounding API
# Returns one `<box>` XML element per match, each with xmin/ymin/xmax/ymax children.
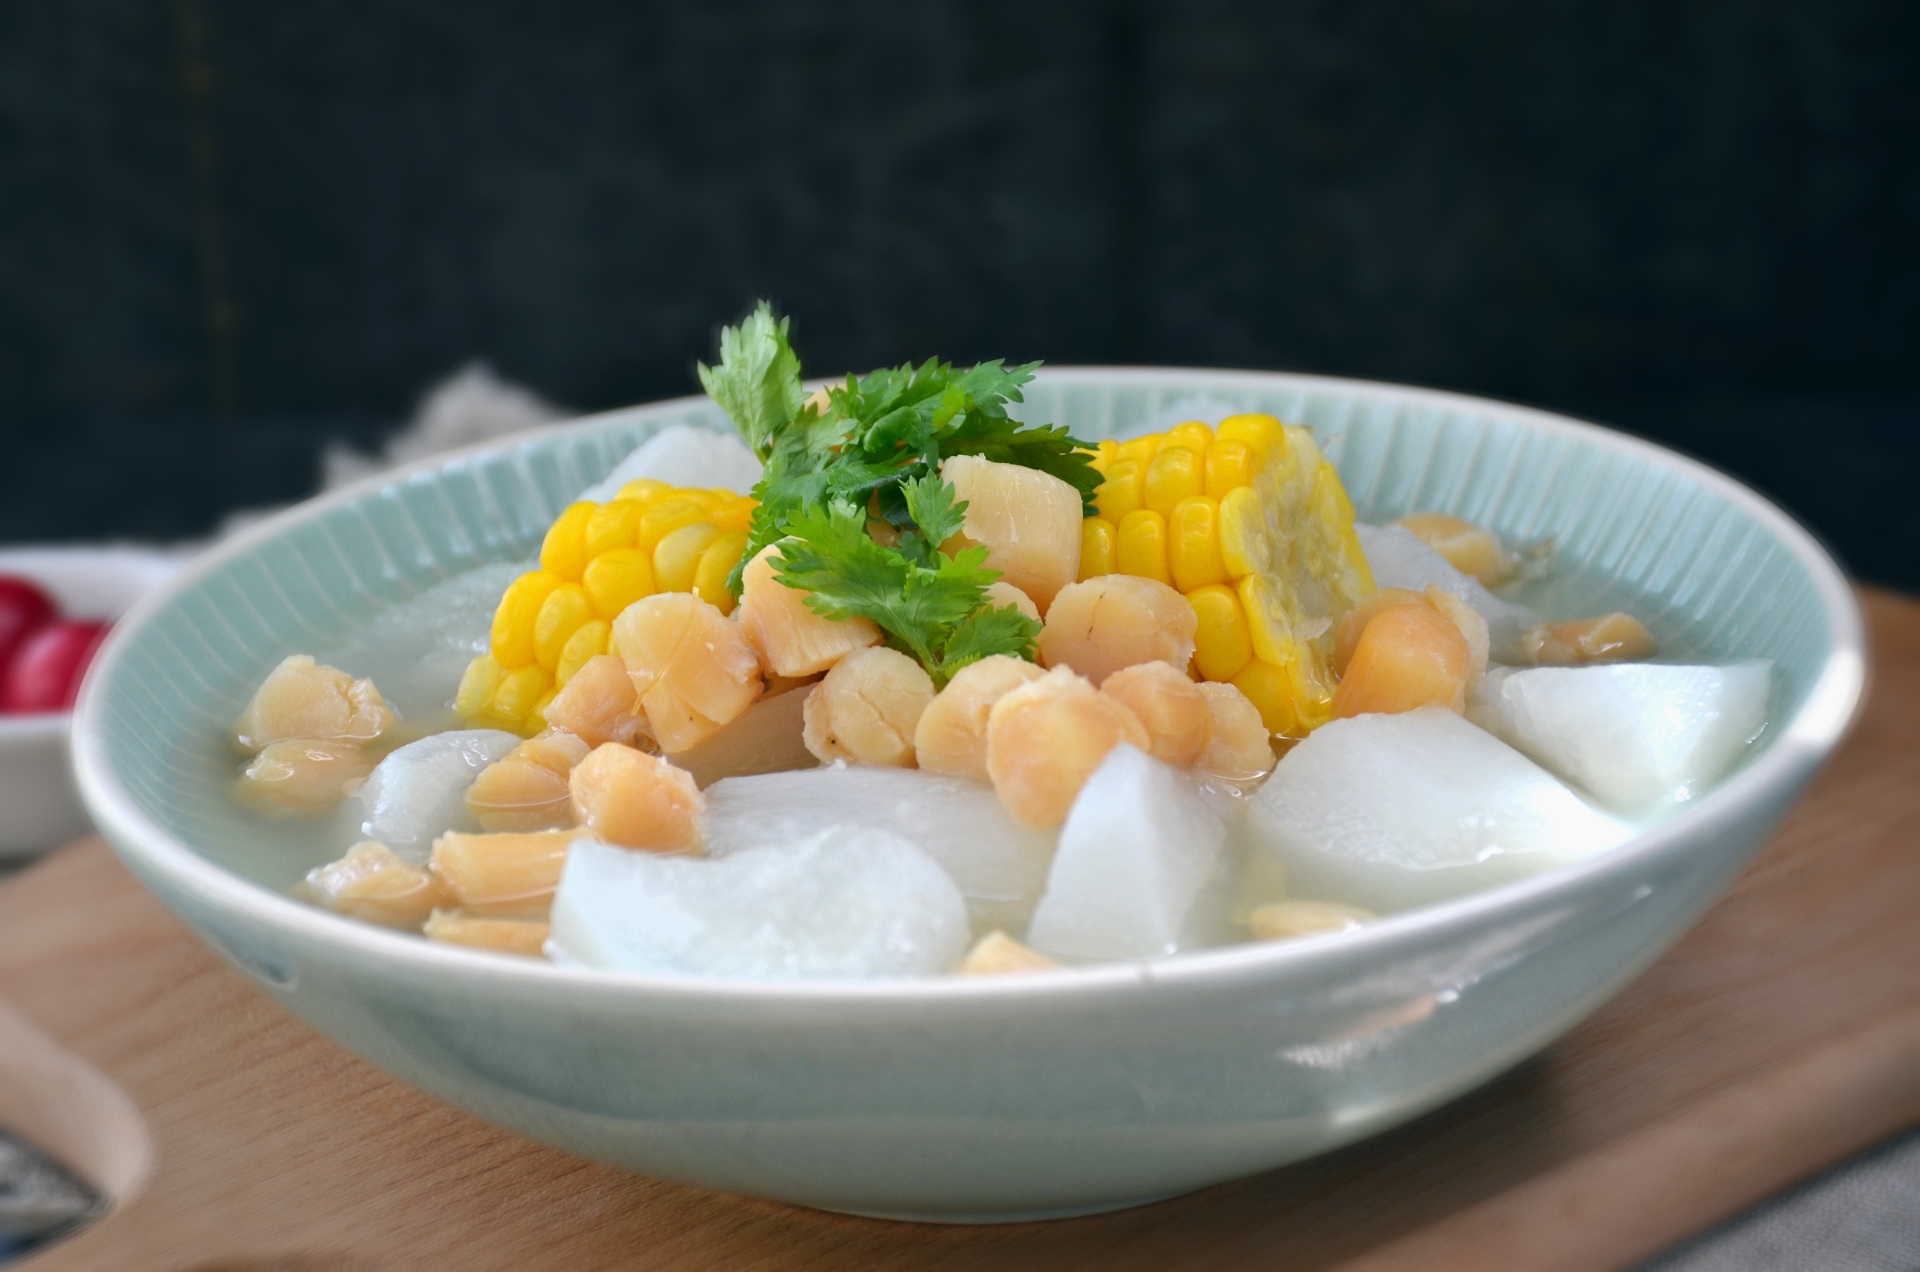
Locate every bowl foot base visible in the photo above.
<box><xmin>820</xmin><ymin>1189</ymin><xmax>1189</xmax><ymax>1225</ymax></box>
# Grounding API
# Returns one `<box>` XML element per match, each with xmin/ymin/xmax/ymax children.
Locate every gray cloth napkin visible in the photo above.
<box><xmin>1641</xmin><ymin>1128</ymin><xmax>1920</xmax><ymax>1271</ymax></box>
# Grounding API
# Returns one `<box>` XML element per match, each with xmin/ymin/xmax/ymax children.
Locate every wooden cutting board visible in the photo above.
<box><xmin>3</xmin><ymin>588</ymin><xmax>1918</xmax><ymax>1272</ymax></box>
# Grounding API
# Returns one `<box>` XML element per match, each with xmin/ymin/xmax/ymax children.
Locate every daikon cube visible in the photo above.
<box><xmin>701</xmin><ymin>765</ymin><xmax>1057</xmax><ymax>932</ymax></box>
<box><xmin>547</xmin><ymin>831</ymin><xmax>968</xmax><ymax>980</ymax></box>
<box><xmin>1468</xmin><ymin>661</ymin><xmax>1772</xmax><ymax>812</ymax></box>
<box><xmin>1024</xmin><ymin>744</ymin><xmax>1231</xmax><ymax>962</ymax></box>
<box><xmin>357</xmin><ymin>728</ymin><xmax>521</xmax><ymax>862</ymax></box>
<box><xmin>1247</xmin><ymin>707</ymin><xmax>1632</xmax><ymax>913</ymax></box>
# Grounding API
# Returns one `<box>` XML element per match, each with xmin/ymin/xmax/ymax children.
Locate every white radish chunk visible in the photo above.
<box><xmin>1024</xmin><ymin>744</ymin><xmax>1230</xmax><ymax>962</ymax></box>
<box><xmin>576</xmin><ymin>423</ymin><xmax>763</xmax><ymax>502</ymax></box>
<box><xmin>357</xmin><ymin>729</ymin><xmax>522</xmax><ymax>862</ymax></box>
<box><xmin>1467</xmin><ymin>661</ymin><xmax>1772</xmax><ymax>813</ymax></box>
<box><xmin>701</xmin><ymin>765</ymin><xmax>1058</xmax><ymax>932</ymax></box>
<box><xmin>547</xmin><ymin>831</ymin><xmax>968</xmax><ymax>980</ymax></box>
<box><xmin>1356</xmin><ymin>523</ymin><xmax>1523</xmax><ymax>660</ymax></box>
<box><xmin>1246</xmin><ymin>707</ymin><xmax>1632</xmax><ymax>913</ymax></box>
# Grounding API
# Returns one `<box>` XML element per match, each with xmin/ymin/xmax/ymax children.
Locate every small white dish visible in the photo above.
<box><xmin>0</xmin><ymin>548</ymin><xmax>183</xmax><ymax>861</ymax></box>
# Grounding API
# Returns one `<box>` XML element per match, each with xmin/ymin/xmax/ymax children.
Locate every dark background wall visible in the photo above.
<box><xmin>3</xmin><ymin>2</ymin><xmax>1916</xmax><ymax>584</ymax></box>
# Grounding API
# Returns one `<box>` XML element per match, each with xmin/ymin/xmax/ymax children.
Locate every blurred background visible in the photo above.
<box><xmin>2</xmin><ymin>1</ymin><xmax>1915</xmax><ymax>585</ymax></box>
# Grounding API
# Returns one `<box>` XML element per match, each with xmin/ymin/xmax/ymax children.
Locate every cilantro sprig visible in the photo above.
<box><xmin>696</xmin><ymin>301</ymin><xmax>1089</xmax><ymax>679</ymax></box>
<box><xmin>695</xmin><ymin>302</ymin><xmax>808</xmax><ymax>459</ymax></box>
<box><xmin>768</xmin><ymin>476</ymin><xmax>1041</xmax><ymax>688</ymax></box>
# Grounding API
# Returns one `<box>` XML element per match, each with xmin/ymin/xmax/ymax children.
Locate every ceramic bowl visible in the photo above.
<box><xmin>71</xmin><ymin>371</ymin><xmax>1863</xmax><ymax>1220</ymax></box>
<box><xmin>0</xmin><ymin>548</ymin><xmax>182</xmax><ymax>860</ymax></box>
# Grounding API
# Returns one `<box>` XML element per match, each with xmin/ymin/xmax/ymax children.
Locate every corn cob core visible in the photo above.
<box><xmin>1082</xmin><ymin>414</ymin><xmax>1374</xmax><ymax>736</ymax></box>
<box><xmin>455</xmin><ymin>479</ymin><xmax>757</xmax><ymax>735</ymax></box>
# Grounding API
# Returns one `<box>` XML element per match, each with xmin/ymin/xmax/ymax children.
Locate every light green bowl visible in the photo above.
<box><xmin>73</xmin><ymin>370</ymin><xmax>1863</xmax><ymax>1220</ymax></box>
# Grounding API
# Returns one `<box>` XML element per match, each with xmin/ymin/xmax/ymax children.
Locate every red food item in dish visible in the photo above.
<box><xmin>3</xmin><ymin>620</ymin><xmax>109</xmax><ymax>714</ymax></box>
<box><xmin>0</xmin><ymin>575</ymin><xmax>57</xmax><ymax>676</ymax></box>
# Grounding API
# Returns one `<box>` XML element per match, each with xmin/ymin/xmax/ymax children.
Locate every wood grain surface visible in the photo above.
<box><xmin>3</xmin><ymin>588</ymin><xmax>1919</xmax><ymax>1272</ymax></box>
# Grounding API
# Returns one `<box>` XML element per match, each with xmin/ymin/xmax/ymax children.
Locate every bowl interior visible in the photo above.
<box><xmin>81</xmin><ymin>371</ymin><xmax>1844</xmax><ymax>898</ymax></box>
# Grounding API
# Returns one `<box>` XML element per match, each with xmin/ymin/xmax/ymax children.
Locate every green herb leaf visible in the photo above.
<box><xmin>942</xmin><ymin>415</ymin><xmax>1103</xmax><ymax>512</ymax></box>
<box><xmin>767</xmin><ymin>484</ymin><xmax>1040</xmax><ymax>687</ymax></box>
<box><xmin>900</xmin><ymin>472</ymin><xmax>969</xmax><ymax>554</ymax></box>
<box><xmin>696</xmin><ymin>301</ymin><xmax>809</xmax><ymax>461</ymax></box>
<box><xmin>702</xmin><ymin>302</ymin><xmax>1076</xmax><ymax>676</ymax></box>
<box><xmin>939</xmin><ymin>602</ymin><xmax>1041</xmax><ymax>676</ymax></box>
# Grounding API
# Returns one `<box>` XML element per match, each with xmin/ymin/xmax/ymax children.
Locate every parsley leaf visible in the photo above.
<box><xmin>768</xmin><ymin>476</ymin><xmax>1041</xmax><ymax>686</ymax></box>
<box><xmin>695</xmin><ymin>301</ymin><xmax>808</xmax><ymax>461</ymax></box>
<box><xmin>941</xmin><ymin>602</ymin><xmax>1043</xmax><ymax>671</ymax></box>
<box><xmin>829</xmin><ymin>357</ymin><xmax>1101</xmax><ymax>516</ymax></box>
<box><xmin>698</xmin><ymin>302</ymin><xmax>1088</xmax><ymax>677</ymax></box>
<box><xmin>900</xmin><ymin>467</ymin><xmax>970</xmax><ymax>553</ymax></box>
<box><xmin>943</xmin><ymin>414</ymin><xmax>1102</xmax><ymax>511</ymax></box>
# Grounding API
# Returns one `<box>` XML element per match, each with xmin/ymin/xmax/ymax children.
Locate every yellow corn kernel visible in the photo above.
<box><xmin>554</xmin><ymin>618</ymin><xmax>610</xmax><ymax>686</ymax></box>
<box><xmin>1115</xmin><ymin>509</ymin><xmax>1171</xmax><ymax>585</ymax></box>
<box><xmin>584</xmin><ymin>499</ymin><xmax>645</xmax><ymax>558</ymax></box>
<box><xmin>709</xmin><ymin>495</ymin><xmax>758</xmax><ymax>533</ymax></box>
<box><xmin>1143</xmin><ymin>445</ymin><xmax>1204</xmax><ymax>517</ymax></box>
<box><xmin>528</xmin><ymin>687</ymin><xmax>557</xmax><ymax>734</ymax></box>
<box><xmin>455</xmin><ymin>654</ymin><xmax>507</xmax><ymax>719</ymax></box>
<box><xmin>616</xmin><ymin>477</ymin><xmax>672</xmax><ymax>506</ymax></box>
<box><xmin>1231</xmin><ymin>660</ymin><xmax>1298</xmax><ymax>736</ymax></box>
<box><xmin>1082</xmin><ymin>415</ymin><xmax>1368</xmax><ymax>744</ymax></box>
<box><xmin>1095</xmin><ymin>458</ymin><xmax>1146</xmax><ymax>522</ymax></box>
<box><xmin>1078</xmin><ymin>517</ymin><xmax>1116</xmax><ymax>580</ymax></box>
<box><xmin>490</xmin><ymin>571</ymin><xmax>563</xmax><ymax>669</ymax></box>
<box><xmin>1089</xmin><ymin>439</ymin><xmax>1120</xmax><ymax>475</ymax></box>
<box><xmin>1205</xmin><ymin>439</ymin><xmax>1256</xmax><ymax>499</ymax></box>
<box><xmin>1236</xmin><ymin>573</ymin><xmax>1338</xmax><ymax>733</ymax></box>
<box><xmin>1236</xmin><ymin>574</ymin><xmax>1292</xmax><ymax>668</ymax></box>
<box><xmin>653</xmin><ymin>522</ymin><xmax>723</xmax><ymax>594</ymax></box>
<box><xmin>532</xmin><ymin>583</ymin><xmax>594</xmax><ymax>672</ymax></box>
<box><xmin>491</xmin><ymin>664</ymin><xmax>553</xmax><ymax>733</ymax></box>
<box><xmin>582</xmin><ymin>547</ymin><xmax>655</xmax><ymax>620</ymax></box>
<box><xmin>1169</xmin><ymin>496</ymin><xmax>1227</xmax><ymax>592</ymax></box>
<box><xmin>1217</xmin><ymin>412</ymin><xmax>1284</xmax><ymax>458</ymax></box>
<box><xmin>467</xmin><ymin>480</ymin><xmax>780</xmax><ymax>732</ymax></box>
<box><xmin>1315</xmin><ymin>461</ymin><xmax>1359</xmax><ymax>528</ymax></box>
<box><xmin>1217</xmin><ymin>485</ymin><xmax>1268</xmax><ymax>580</ymax></box>
<box><xmin>538</xmin><ymin>503</ymin><xmax>596</xmax><ymax>583</ymax></box>
<box><xmin>1188</xmin><ymin>584</ymin><xmax>1254</xmax><ymax>682</ymax></box>
<box><xmin>1166</xmin><ymin>421</ymin><xmax>1213</xmax><ymax>457</ymax></box>
<box><xmin>638</xmin><ymin>497</ymin><xmax>710</xmax><ymax>553</ymax></box>
<box><xmin>693</xmin><ymin>529</ymin><xmax>750</xmax><ymax>613</ymax></box>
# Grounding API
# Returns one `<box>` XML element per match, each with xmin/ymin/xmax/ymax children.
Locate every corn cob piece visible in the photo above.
<box><xmin>455</xmin><ymin>479</ymin><xmax>757</xmax><ymax>735</ymax></box>
<box><xmin>1082</xmin><ymin>414</ymin><xmax>1372</xmax><ymax>736</ymax></box>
